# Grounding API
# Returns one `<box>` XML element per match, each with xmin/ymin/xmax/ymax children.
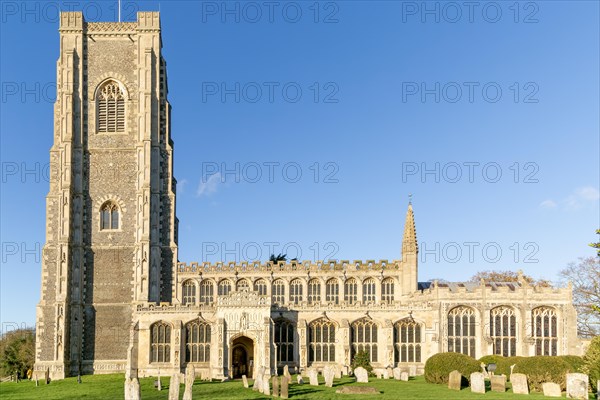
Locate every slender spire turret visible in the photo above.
<box><xmin>402</xmin><ymin>201</ymin><xmax>418</xmax><ymax>255</ymax></box>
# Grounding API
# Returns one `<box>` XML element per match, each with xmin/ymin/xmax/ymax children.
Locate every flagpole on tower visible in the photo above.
<box><xmin>118</xmin><ymin>0</ymin><xmax>121</xmax><ymax>22</ymax></box>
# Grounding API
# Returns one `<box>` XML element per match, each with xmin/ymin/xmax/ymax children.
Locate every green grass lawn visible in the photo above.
<box><xmin>0</xmin><ymin>374</ymin><xmax>595</xmax><ymax>400</ymax></box>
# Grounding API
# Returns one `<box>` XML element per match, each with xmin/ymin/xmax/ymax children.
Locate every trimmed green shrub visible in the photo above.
<box><xmin>512</xmin><ymin>356</ymin><xmax>574</xmax><ymax>391</ymax></box>
<box><xmin>424</xmin><ymin>352</ymin><xmax>480</xmax><ymax>384</ymax></box>
<box><xmin>582</xmin><ymin>336</ymin><xmax>600</xmax><ymax>392</ymax></box>
<box><xmin>351</xmin><ymin>350</ymin><xmax>373</xmax><ymax>376</ymax></box>
<box><xmin>478</xmin><ymin>355</ymin><xmax>525</xmax><ymax>377</ymax></box>
<box><xmin>558</xmin><ymin>355</ymin><xmax>584</xmax><ymax>372</ymax></box>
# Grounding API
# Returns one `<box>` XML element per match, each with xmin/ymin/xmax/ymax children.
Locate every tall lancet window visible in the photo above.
<box><xmin>97</xmin><ymin>80</ymin><xmax>125</xmax><ymax>133</ymax></box>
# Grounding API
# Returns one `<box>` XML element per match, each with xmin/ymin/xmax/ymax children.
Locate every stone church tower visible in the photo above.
<box><xmin>35</xmin><ymin>11</ymin><xmax>178</xmax><ymax>379</ymax></box>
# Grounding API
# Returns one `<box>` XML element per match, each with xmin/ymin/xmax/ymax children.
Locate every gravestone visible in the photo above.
<box><xmin>566</xmin><ymin>373</ymin><xmax>588</xmax><ymax>400</ymax></box>
<box><xmin>324</xmin><ymin>366</ymin><xmax>335</xmax><ymax>387</ymax></box>
<box><xmin>480</xmin><ymin>362</ymin><xmax>490</xmax><ymax>379</ymax></box>
<box><xmin>354</xmin><ymin>367</ymin><xmax>369</xmax><ymax>383</ymax></box>
<box><xmin>183</xmin><ymin>365</ymin><xmax>195</xmax><ymax>400</ymax></box>
<box><xmin>272</xmin><ymin>376</ymin><xmax>279</xmax><ymax>397</ymax></box>
<box><xmin>510</xmin><ymin>373</ymin><xmax>529</xmax><ymax>395</ymax></box>
<box><xmin>334</xmin><ymin>365</ymin><xmax>342</xmax><ymax>379</ymax></box>
<box><xmin>253</xmin><ymin>368</ymin><xmax>264</xmax><ymax>391</ymax></box>
<box><xmin>297</xmin><ymin>375</ymin><xmax>304</xmax><ymax>384</ymax></box>
<box><xmin>491</xmin><ymin>375</ymin><xmax>506</xmax><ymax>393</ymax></box>
<box><xmin>283</xmin><ymin>365</ymin><xmax>291</xmax><ymax>380</ymax></box>
<box><xmin>308</xmin><ymin>368</ymin><xmax>319</xmax><ymax>386</ymax></box>
<box><xmin>383</xmin><ymin>368</ymin><xmax>390</xmax><ymax>379</ymax></box>
<box><xmin>510</xmin><ymin>364</ymin><xmax>516</xmax><ymax>375</ymax></box>
<box><xmin>409</xmin><ymin>365</ymin><xmax>417</xmax><ymax>377</ymax></box>
<box><xmin>168</xmin><ymin>373</ymin><xmax>180</xmax><ymax>400</ymax></box>
<box><xmin>262</xmin><ymin>374</ymin><xmax>271</xmax><ymax>395</ymax></box>
<box><xmin>336</xmin><ymin>387</ymin><xmax>380</xmax><ymax>394</ymax></box>
<box><xmin>470</xmin><ymin>372</ymin><xmax>486</xmax><ymax>394</ymax></box>
<box><xmin>400</xmin><ymin>372</ymin><xmax>409</xmax><ymax>382</ymax></box>
<box><xmin>45</xmin><ymin>369</ymin><xmax>50</xmax><ymax>385</ymax></box>
<box><xmin>242</xmin><ymin>375</ymin><xmax>249</xmax><ymax>388</ymax></box>
<box><xmin>393</xmin><ymin>367</ymin><xmax>402</xmax><ymax>380</ymax></box>
<box><xmin>448</xmin><ymin>370</ymin><xmax>462</xmax><ymax>391</ymax></box>
<box><xmin>542</xmin><ymin>382</ymin><xmax>562</xmax><ymax>397</ymax></box>
<box><xmin>281</xmin><ymin>375</ymin><xmax>289</xmax><ymax>399</ymax></box>
<box><xmin>124</xmin><ymin>377</ymin><xmax>141</xmax><ymax>400</ymax></box>
<box><xmin>157</xmin><ymin>371</ymin><xmax>162</xmax><ymax>390</ymax></box>
<box><xmin>375</xmin><ymin>371</ymin><xmax>382</xmax><ymax>379</ymax></box>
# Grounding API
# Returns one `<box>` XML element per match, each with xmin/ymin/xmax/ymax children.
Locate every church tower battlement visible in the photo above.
<box><xmin>35</xmin><ymin>11</ymin><xmax>178</xmax><ymax>379</ymax></box>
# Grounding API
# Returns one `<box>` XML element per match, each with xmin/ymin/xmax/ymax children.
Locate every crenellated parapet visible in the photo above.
<box><xmin>177</xmin><ymin>259</ymin><xmax>400</xmax><ymax>274</ymax></box>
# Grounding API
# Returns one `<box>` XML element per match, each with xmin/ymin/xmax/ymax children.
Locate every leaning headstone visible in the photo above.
<box><xmin>448</xmin><ymin>370</ymin><xmax>462</xmax><ymax>391</ymax></box>
<box><xmin>242</xmin><ymin>375</ymin><xmax>249</xmax><ymax>388</ymax></box>
<box><xmin>324</xmin><ymin>366</ymin><xmax>335</xmax><ymax>387</ymax></box>
<box><xmin>183</xmin><ymin>365</ymin><xmax>195</xmax><ymax>400</ymax></box>
<box><xmin>354</xmin><ymin>367</ymin><xmax>369</xmax><ymax>383</ymax></box>
<box><xmin>400</xmin><ymin>372</ymin><xmax>409</xmax><ymax>382</ymax></box>
<box><xmin>566</xmin><ymin>373</ymin><xmax>588</xmax><ymax>400</ymax></box>
<box><xmin>409</xmin><ymin>365</ymin><xmax>418</xmax><ymax>377</ymax></box>
<box><xmin>281</xmin><ymin>375</ymin><xmax>289</xmax><ymax>399</ymax></box>
<box><xmin>262</xmin><ymin>374</ymin><xmax>270</xmax><ymax>395</ymax></box>
<box><xmin>283</xmin><ymin>365</ymin><xmax>291</xmax><ymax>380</ymax></box>
<box><xmin>510</xmin><ymin>364</ymin><xmax>516</xmax><ymax>375</ymax></box>
<box><xmin>393</xmin><ymin>367</ymin><xmax>402</xmax><ymax>380</ymax></box>
<box><xmin>168</xmin><ymin>373</ymin><xmax>180</xmax><ymax>400</ymax></box>
<box><xmin>297</xmin><ymin>375</ymin><xmax>304</xmax><ymax>384</ymax></box>
<box><xmin>308</xmin><ymin>368</ymin><xmax>319</xmax><ymax>386</ymax></box>
<box><xmin>336</xmin><ymin>387</ymin><xmax>380</xmax><ymax>394</ymax></box>
<box><xmin>491</xmin><ymin>375</ymin><xmax>506</xmax><ymax>393</ymax></box>
<box><xmin>470</xmin><ymin>372</ymin><xmax>486</xmax><ymax>394</ymax></box>
<box><xmin>272</xmin><ymin>376</ymin><xmax>280</xmax><ymax>397</ymax></box>
<box><xmin>510</xmin><ymin>373</ymin><xmax>529</xmax><ymax>395</ymax></box>
<box><xmin>542</xmin><ymin>382</ymin><xmax>562</xmax><ymax>397</ymax></box>
<box><xmin>124</xmin><ymin>377</ymin><xmax>141</xmax><ymax>400</ymax></box>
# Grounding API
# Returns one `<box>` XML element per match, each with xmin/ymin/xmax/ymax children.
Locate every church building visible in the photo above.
<box><xmin>35</xmin><ymin>12</ymin><xmax>580</xmax><ymax>380</ymax></box>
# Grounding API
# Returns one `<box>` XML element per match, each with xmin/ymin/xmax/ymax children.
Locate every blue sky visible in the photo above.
<box><xmin>1</xmin><ymin>1</ymin><xmax>598</xmax><ymax>329</ymax></box>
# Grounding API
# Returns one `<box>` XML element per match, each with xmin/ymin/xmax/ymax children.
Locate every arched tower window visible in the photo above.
<box><xmin>490</xmin><ymin>306</ymin><xmax>516</xmax><ymax>356</ymax></box>
<box><xmin>272</xmin><ymin>279</ymin><xmax>285</xmax><ymax>304</ymax></box>
<box><xmin>218</xmin><ymin>279</ymin><xmax>232</xmax><ymax>296</ymax></box>
<box><xmin>447</xmin><ymin>306</ymin><xmax>476</xmax><ymax>357</ymax></box>
<box><xmin>351</xmin><ymin>318</ymin><xmax>378</xmax><ymax>363</ymax></box>
<box><xmin>394</xmin><ymin>319</ymin><xmax>422</xmax><ymax>363</ymax></box>
<box><xmin>185</xmin><ymin>320</ymin><xmax>211</xmax><ymax>363</ymax></box>
<box><xmin>96</xmin><ymin>80</ymin><xmax>125</xmax><ymax>133</ymax></box>
<box><xmin>362</xmin><ymin>278</ymin><xmax>376</xmax><ymax>303</ymax></box>
<box><xmin>289</xmin><ymin>278</ymin><xmax>303</xmax><ymax>304</ymax></box>
<box><xmin>100</xmin><ymin>201</ymin><xmax>119</xmax><ymax>230</ymax></box>
<box><xmin>182</xmin><ymin>280</ymin><xmax>196</xmax><ymax>305</ymax></box>
<box><xmin>254</xmin><ymin>279</ymin><xmax>267</xmax><ymax>296</ymax></box>
<box><xmin>200</xmin><ymin>280</ymin><xmax>214</xmax><ymax>304</ymax></box>
<box><xmin>307</xmin><ymin>279</ymin><xmax>321</xmax><ymax>305</ymax></box>
<box><xmin>344</xmin><ymin>278</ymin><xmax>358</xmax><ymax>305</ymax></box>
<box><xmin>274</xmin><ymin>318</ymin><xmax>295</xmax><ymax>364</ymax></box>
<box><xmin>532</xmin><ymin>306</ymin><xmax>558</xmax><ymax>356</ymax></box>
<box><xmin>382</xmin><ymin>278</ymin><xmax>395</xmax><ymax>303</ymax></box>
<box><xmin>308</xmin><ymin>318</ymin><xmax>336</xmax><ymax>363</ymax></box>
<box><xmin>325</xmin><ymin>278</ymin><xmax>339</xmax><ymax>304</ymax></box>
<box><xmin>150</xmin><ymin>322</ymin><xmax>171</xmax><ymax>363</ymax></box>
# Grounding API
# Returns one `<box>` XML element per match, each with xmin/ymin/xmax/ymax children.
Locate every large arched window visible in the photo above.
<box><xmin>236</xmin><ymin>279</ymin><xmax>250</xmax><ymax>292</ymax></box>
<box><xmin>362</xmin><ymin>278</ymin><xmax>376</xmax><ymax>303</ymax></box>
<box><xmin>307</xmin><ymin>279</ymin><xmax>321</xmax><ymax>305</ymax></box>
<box><xmin>448</xmin><ymin>306</ymin><xmax>476</xmax><ymax>357</ymax></box>
<box><xmin>185</xmin><ymin>320</ymin><xmax>211</xmax><ymax>363</ymax></box>
<box><xmin>394</xmin><ymin>319</ymin><xmax>422</xmax><ymax>363</ymax></box>
<box><xmin>344</xmin><ymin>278</ymin><xmax>358</xmax><ymax>305</ymax></box>
<box><xmin>218</xmin><ymin>279</ymin><xmax>232</xmax><ymax>296</ymax></box>
<box><xmin>100</xmin><ymin>201</ymin><xmax>119</xmax><ymax>230</ymax></box>
<box><xmin>254</xmin><ymin>279</ymin><xmax>267</xmax><ymax>295</ymax></box>
<box><xmin>272</xmin><ymin>279</ymin><xmax>285</xmax><ymax>304</ymax></box>
<box><xmin>96</xmin><ymin>80</ymin><xmax>125</xmax><ymax>133</ymax></box>
<box><xmin>381</xmin><ymin>278</ymin><xmax>394</xmax><ymax>303</ymax></box>
<box><xmin>150</xmin><ymin>322</ymin><xmax>171</xmax><ymax>363</ymax></box>
<box><xmin>532</xmin><ymin>306</ymin><xmax>557</xmax><ymax>356</ymax></box>
<box><xmin>351</xmin><ymin>318</ymin><xmax>378</xmax><ymax>363</ymax></box>
<box><xmin>308</xmin><ymin>318</ymin><xmax>336</xmax><ymax>363</ymax></box>
<box><xmin>325</xmin><ymin>278</ymin><xmax>339</xmax><ymax>304</ymax></box>
<box><xmin>274</xmin><ymin>319</ymin><xmax>295</xmax><ymax>363</ymax></box>
<box><xmin>289</xmin><ymin>279</ymin><xmax>303</xmax><ymax>304</ymax></box>
<box><xmin>200</xmin><ymin>280</ymin><xmax>214</xmax><ymax>304</ymax></box>
<box><xmin>182</xmin><ymin>280</ymin><xmax>196</xmax><ymax>305</ymax></box>
<box><xmin>490</xmin><ymin>306</ymin><xmax>516</xmax><ymax>357</ymax></box>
